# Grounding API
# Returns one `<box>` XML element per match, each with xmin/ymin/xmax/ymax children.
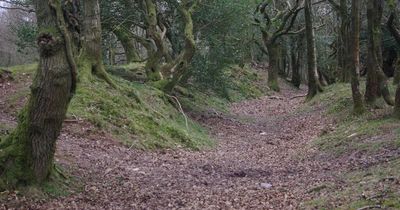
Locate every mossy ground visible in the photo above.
<box><xmin>181</xmin><ymin>64</ymin><xmax>269</xmax><ymax>114</ymax></box>
<box><xmin>2</xmin><ymin>63</ymin><xmax>267</xmax><ymax>150</ymax></box>
<box><xmin>304</xmin><ymin>81</ymin><xmax>400</xmax><ymax>209</ymax></box>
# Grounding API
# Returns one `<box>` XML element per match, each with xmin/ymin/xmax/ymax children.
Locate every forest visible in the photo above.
<box><xmin>0</xmin><ymin>0</ymin><xmax>400</xmax><ymax>209</ymax></box>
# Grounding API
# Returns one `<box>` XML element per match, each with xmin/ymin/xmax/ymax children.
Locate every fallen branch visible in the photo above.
<box><xmin>356</xmin><ymin>205</ymin><xmax>382</xmax><ymax>210</ymax></box>
<box><xmin>290</xmin><ymin>94</ymin><xmax>307</xmax><ymax>100</ymax></box>
<box><xmin>167</xmin><ymin>94</ymin><xmax>189</xmax><ymax>132</ymax></box>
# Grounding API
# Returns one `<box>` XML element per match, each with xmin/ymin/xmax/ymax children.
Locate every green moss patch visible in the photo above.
<box><xmin>68</xmin><ymin>76</ymin><xmax>213</xmax><ymax>150</ymax></box>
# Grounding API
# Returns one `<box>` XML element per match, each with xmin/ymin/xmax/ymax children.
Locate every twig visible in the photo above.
<box><xmin>356</xmin><ymin>205</ymin><xmax>382</xmax><ymax>210</ymax></box>
<box><xmin>166</xmin><ymin>94</ymin><xmax>189</xmax><ymax>132</ymax></box>
<box><xmin>290</xmin><ymin>94</ymin><xmax>307</xmax><ymax>100</ymax></box>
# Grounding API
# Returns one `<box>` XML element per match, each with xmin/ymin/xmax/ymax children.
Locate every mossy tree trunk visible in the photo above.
<box><xmin>305</xmin><ymin>0</ymin><xmax>323</xmax><ymax>100</ymax></box>
<box><xmin>156</xmin><ymin>1</ymin><xmax>197</xmax><ymax>92</ymax></box>
<box><xmin>266</xmin><ymin>42</ymin><xmax>281</xmax><ymax>92</ymax></box>
<box><xmin>254</xmin><ymin>1</ymin><xmax>302</xmax><ymax>92</ymax></box>
<box><xmin>80</xmin><ymin>0</ymin><xmax>114</xmax><ymax>86</ymax></box>
<box><xmin>349</xmin><ymin>0</ymin><xmax>365</xmax><ymax>114</ymax></box>
<box><xmin>365</xmin><ymin>0</ymin><xmax>394</xmax><ymax>106</ymax></box>
<box><xmin>0</xmin><ymin>0</ymin><xmax>78</xmax><ymax>189</ymax></box>
<box><xmin>113</xmin><ymin>26</ymin><xmax>141</xmax><ymax>64</ymax></box>
<box><xmin>142</xmin><ymin>0</ymin><xmax>172</xmax><ymax>81</ymax></box>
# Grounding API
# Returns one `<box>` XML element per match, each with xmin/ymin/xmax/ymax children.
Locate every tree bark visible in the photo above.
<box><xmin>365</xmin><ymin>0</ymin><xmax>394</xmax><ymax>106</ymax></box>
<box><xmin>80</xmin><ymin>0</ymin><xmax>114</xmax><ymax>86</ymax></box>
<box><xmin>305</xmin><ymin>0</ymin><xmax>323</xmax><ymax>100</ymax></box>
<box><xmin>387</xmin><ymin>12</ymin><xmax>400</xmax><ymax>85</ymax></box>
<box><xmin>0</xmin><ymin>0</ymin><xmax>77</xmax><ymax>189</ymax></box>
<box><xmin>156</xmin><ymin>1</ymin><xmax>197</xmax><ymax>92</ymax></box>
<box><xmin>338</xmin><ymin>0</ymin><xmax>351</xmax><ymax>82</ymax></box>
<box><xmin>291</xmin><ymin>37</ymin><xmax>302</xmax><ymax>88</ymax></box>
<box><xmin>349</xmin><ymin>0</ymin><xmax>365</xmax><ymax>114</ymax></box>
<box><xmin>265</xmin><ymin>42</ymin><xmax>281</xmax><ymax>92</ymax></box>
<box><xmin>113</xmin><ymin>27</ymin><xmax>141</xmax><ymax>64</ymax></box>
<box><xmin>387</xmin><ymin>12</ymin><xmax>400</xmax><ymax>117</ymax></box>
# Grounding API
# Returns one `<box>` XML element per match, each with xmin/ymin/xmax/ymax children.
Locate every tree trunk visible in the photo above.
<box><xmin>156</xmin><ymin>2</ymin><xmax>197</xmax><ymax>92</ymax></box>
<box><xmin>349</xmin><ymin>0</ymin><xmax>365</xmax><ymax>114</ymax></box>
<box><xmin>291</xmin><ymin>49</ymin><xmax>301</xmax><ymax>88</ymax></box>
<box><xmin>80</xmin><ymin>0</ymin><xmax>114</xmax><ymax>86</ymax></box>
<box><xmin>305</xmin><ymin>0</ymin><xmax>322</xmax><ymax>100</ymax></box>
<box><xmin>333</xmin><ymin>0</ymin><xmax>351</xmax><ymax>83</ymax></box>
<box><xmin>387</xmin><ymin>12</ymin><xmax>400</xmax><ymax>117</ymax></box>
<box><xmin>291</xmin><ymin>36</ymin><xmax>302</xmax><ymax>88</ymax></box>
<box><xmin>365</xmin><ymin>0</ymin><xmax>394</xmax><ymax>106</ymax></box>
<box><xmin>142</xmin><ymin>0</ymin><xmax>172</xmax><ymax>81</ymax></box>
<box><xmin>388</xmin><ymin>12</ymin><xmax>400</xmax><ymax>85</ymax></box>
<box><xmin>266</xmin><ymin>42</ymin><xmax>280</xmax><ymax>92</ymax></box>
<box><xmin>0</xmin><ymin>0</ymin><xmax>77</xmax><ymax>189</ymax></box>
<box><xmin>113</xmin><ymin>27</ymin><xmax>141</xmax><ymax>63</ymax></box>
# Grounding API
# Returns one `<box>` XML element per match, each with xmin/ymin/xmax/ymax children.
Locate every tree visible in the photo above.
<box><xmin>305</xmin><ymin>0</ymin><xmax>323</xmax><ymax>99</ymax></box>
<box><xmin>79</xmin><ymin>0</ymin><xmax>115</xmax><ymax>86</ymax></box>
<box><xmin>0</xmin><ymin>0</ymin><xmax>79</xmax><ymax>189</ymax></box>
<box><xmin>365</xmin><ymin>0</ymin><xmax>394</xmax><ymax>106</ymax></box>
<box><xmin>387</xmin><ymin>8</ymin><xmax>400</xmax><ymax>118</ymax></box>
<box><xmin>290</xmin><ymin>34</ymin><xmax>303</xmax><ymax>88</ymax></box>
<box><xmin>101</xmin><ymin>0</ymin><xmax>142</xmax><ymax>64</ymax></box>
<box><xmin>254</xmin><ymin>0</ymin><xmax>303</xmax><ymax>92</ymax></box>
<box><xmin>348</xmin><ymin>0</ymin><xmax>365</xmax><ymax>114</ymax></box>
<box><xmin>328</xmin><ymin>0</ymin><xmax>351</xmax><ymax>82</ymax></box>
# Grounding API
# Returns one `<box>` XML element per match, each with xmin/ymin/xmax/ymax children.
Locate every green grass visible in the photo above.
<box><xmin>181</xmin><ymin>64</ymin><xmax>269</xmax><ymax>114</ymax></box>
<box><xmin>2</xmin><ymin>63</ymin><xmax>268</xmax><ymax>150</ymax></box>
<box><xmin>303</xmin><ymin>159</ymin><xmax>400</xmax><ymax>209</ymax></box>
<box><xmin>3</xmin><ymin>63</ymin><xmax>214</xmax><ymax>150</ymax></box>
<box><xmin>308</xmin><ymin>82</ymin><xmax>400</xmax><ymax>156</ymax></box>
<box><xmin>68</xmin><ymin>77</ymin><xmax>214</xmax><ymax>150</ymax></box>
<box><xmin>303</xmin><ymin>82</ymin><xmax>400</xmax><ymax>209</ymax></box>
<box><xmin>225</xmin><ymin>65</ymin><xmax>268</xmax><ymax>101</ymax></box>
<box><xmin>8</xmin><ymin>63</ymin><xmax>38</xmax><ymax>76</ymax></box>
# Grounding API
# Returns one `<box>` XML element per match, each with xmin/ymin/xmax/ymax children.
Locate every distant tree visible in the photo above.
<box><xmin>365</xmin><ymin>0</ymin><xmax>394</xmax><ymax>106</ymax></box>
<box><xmin>305</xmin><ymin>0</ymin><xmax>323</xmax><ymax>99</ymax></box>
<box><xmin>253</xmin><ymin>0</ymin><xmax>303</xmax><ymax>92</ymax></box>
<box><xmin>387</xmin><ymin>4</ymin><xmax>400</xmax><ymax>118</ymax></box>
<box><xmin>348</xmin><ymin>0</ymin><xmax>365</xmax><ymax>114</ymax></box>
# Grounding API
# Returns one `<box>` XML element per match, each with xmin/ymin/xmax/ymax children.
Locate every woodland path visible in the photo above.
<box><xmin>1</xmin><ymin>82</ymin><xmax>342</xmax><ymax>210</ymax></box>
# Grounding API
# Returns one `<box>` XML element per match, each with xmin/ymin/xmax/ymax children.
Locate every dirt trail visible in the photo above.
<box><xmin>1</xmin><ymin>83</ymin><xmax>340</xmax><ymax>210</ymax></box>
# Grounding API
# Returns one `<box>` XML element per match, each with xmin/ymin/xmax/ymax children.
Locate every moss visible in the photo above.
<box><xmin>67</xmin><ymin>76</ymin><xmax>213</xmax><ymax>150</ymax></box>
<box><xmin>310</xmin><ymin>159</ymin><xmax>400</xmax><ymax>209</ymax></box>
<box><xmin>7</xmin><ymin>64</ymin><xmax>37</xmax><ymax>76</ymax></box>
<box><xmin>0</xmin><ymin>107</ymin><xmax>35</xmax><ymax>190</ymax></box>
<box><xmin>304</xmin><ymin>80</ymin><xmax>400</xmax><ymax>209</ymax></box>
<box><xmin>268</xmin><ymin>79</ymin><xmax>280</xmax><ymax>92</ymax></box>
